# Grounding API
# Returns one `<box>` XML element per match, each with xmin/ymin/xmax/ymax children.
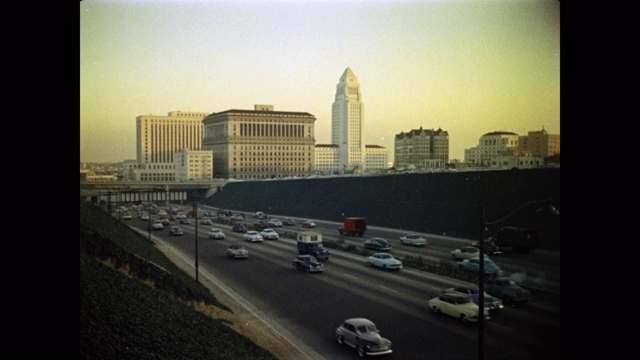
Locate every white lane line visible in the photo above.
<box><xmin>343</xmin><ymin>273</ymin><xmax>359</xmax><ymax>280</ymax></box>
<box><xmin>380</xmin><ymin>285</ymin><xmax>400</xmax><ymax>293</ymax></box>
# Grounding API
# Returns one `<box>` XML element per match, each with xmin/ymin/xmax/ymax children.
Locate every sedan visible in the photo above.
<box><xmin>121</xmin><ymin>214</ymin><xmax>132</xmax><ymax>220</ymax></box>
<box><xmin>457</xmin><ymin>257</ymin><xmax>503</xmax><ymax>276</ymax></box>
<box><xmin>441</xmin><ymin>287</ymin><xmax>504</xmax><ymax>311</ymax></box>
<box><xmin>208</xmin><ymin>228</ymin><xmax>226</xmax><ymax>240</ymax></box>
<box><xmin>229</xmin><ymin>214</ymin><xmax>244</xmax><ymax>221</ymax></box>
<box><xmin>244</xmin><ymin>231</ymin><xmax>264</xmax><ymax>243</ymax></box>
<box><xmin>302</xmin><ymin>220</ymin><xmax>316</xmax><ymax>228</ymax></box>
<box><xmin>335</xmin><ymin>318</ymin><xmax>392</xmax><ymax>358</ymax></box>
<box><xmin>267</xmin><ymin>218</ymin><xmax>283</xmax><ymax>227</ymax></box>
<box><xmin>363</xmin><ymin>238</ymin><xmax>391</xmax><ymax>252</ymax></box>
<box><xmin>150</xmin><ymin>220</ymin><xmax>164</xmax><ymax>230</ymax></box>
<box><xmin>450</xmin><ymin>246</ymin><xmax>481</xmax><ymax>260</ymax></box>
<box><xmin>282</xmin><ymin>217</ymin><xmax>296</xmax><ymax>226</ymax></box>
<box><xmin>179</xmin><ymin>218</ymin><xmax>192</xmax><ymax>225</ymax></box>
<box><xmin>226</xmin><ymin>245</ymin><xmax>249</xmax><ymax>259</ymax></box>
<box><xmin>200</xmin><ymin>218</ymin><xmax>213</xmax><ymax>225</ymax></box>
<box><xmin>291</xmin><ymin>255</ymin><xmax>323</xmax><ymax>273</ymax></box>
<box><xmin>169</xmin><ymin>226</ymin><xmax>184</xmax><ymax>236</ymax></box>
<box><xmin>366</xmin><ymin>253</ymin><xmax>403</xmax><ymax>270</ymax></box>
<box><xmin>427</xmin><ymin>293</ymin><xmax>490</xmax><ymax>323</ymax></box>
<box><xmin>260</xmin><ymin>228</ymin><xmax>279</xmax><ymax>240</ymax></box>
<box><xmin>400</xmin><ymin>234</ymin><xmax>427</xmax><ymax>246</ymax></box>
<box><xmin>232</xmin><ymin>223</ymin><xmax>248</xmax><ymax>233</ymax></box>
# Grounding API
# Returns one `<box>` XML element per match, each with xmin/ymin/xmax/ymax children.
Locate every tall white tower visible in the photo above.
<box><xmin>332</xmin><ymin>67</ymin><xmax>365</xmax><ymax>172</ymax></box>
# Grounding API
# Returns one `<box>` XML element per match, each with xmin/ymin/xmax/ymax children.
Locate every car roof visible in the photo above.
<box><xmin>345</xmin><ymin>318</ymin><xmax>375</xmax><ymax>326</ymax></box>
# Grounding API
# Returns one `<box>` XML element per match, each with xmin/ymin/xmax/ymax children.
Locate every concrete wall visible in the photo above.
<box><xmin>203</xmin><ymin>168</ymin><xmax>561</xmax><ymax>250</ymax></box>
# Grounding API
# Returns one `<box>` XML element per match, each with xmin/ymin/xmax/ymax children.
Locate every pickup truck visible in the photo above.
<box><xmin>484</xmin><ymin>277</ymin><xmax>532</xmax><ymax>305</ymax></box>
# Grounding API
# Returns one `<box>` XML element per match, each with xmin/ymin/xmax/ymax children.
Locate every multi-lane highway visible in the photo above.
<box><xmin>125</xmin><ymin>207</ymin><xmax>561</xmax><ymax>359</ymax></box>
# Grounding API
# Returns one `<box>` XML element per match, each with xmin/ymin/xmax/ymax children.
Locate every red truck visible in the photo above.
<box><xmin>338</xmin><ymin>217</ymin><xmax>367</xmax><ymax>237</ymax></box>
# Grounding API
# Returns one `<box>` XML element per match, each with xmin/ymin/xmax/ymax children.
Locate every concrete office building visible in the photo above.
<box><xmin>319</xmin><ymin>67</ymin><xmax>387</xmax><ymax>173</ymax></box>
<box><xmin>125</xmin><ymin>111</ymin><xmax>209</xmax><ymax>181</ymax></box>
<box><xmin>174</xmin><ymin>148</ymin><xmax>214</xmax><ymax>182</ymax></box>
<box><xmin>394</xmin><ymin>127</ymin><xmax>449</xmax><ymax>170</ymax></box>
<box><xmin>464</xmin><ymin>131</ymin><xmax>520</xmax><ymax>166</ymax></box>
<box><xmin>202</xmin><ymin>105</ymin><xmax>316</xmax><ymax>180</ymax></box>
<box><xmin>518</xmin><ymin>128</ymin><xmax>560</xmax><ymax>157</ymax></box>
<box><xmin>332</xmin><ymin>67</ymin><xmax>366</xmax><ymax>172</ymax></box>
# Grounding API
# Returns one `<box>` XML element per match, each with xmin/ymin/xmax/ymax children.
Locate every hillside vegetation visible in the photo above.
<box><xmin>79</xmin><ymin>199</ymin><xmax>278</xmax><ymax>360</ymax></box>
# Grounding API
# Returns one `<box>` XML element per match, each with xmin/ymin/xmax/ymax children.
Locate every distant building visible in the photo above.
<box><xmin>465</xmin><ymin>131</ymin><xmax>519</xmax><ymax>166</ymax></box>
<box><xmin>126</xmin><ymin>111</ymin><xmax>210</xmax><ymax>181</ymax></box>
<box><xmin>518</xmin><ymin>128</ymin><xmax>560</xmax><ymax>157</ymax></box>
<box><xmin>489</xmin><ymin>154</ymin><xmax>544</xmax><ymax>169</ymax></box>
<box><xmin>320</xmin><ymin>67</ymin><xmax>387</xmax><ymax>174</ymax></box>
<box><xmin>394</xmin><ymin>127</ymin><xmax>449</xmax><ymax>170</ymax></box>
<box><xmin>202</xmin><ymin>105</ymin><xmax>316</xmax><ymax>180</ymax></box>
<box><xmin>314</xmin><ymin>144</ymin><xmax>340</xmax><ymax>174</ymax></box>
<box><xmin>174</xmin><ymin>149</ymin><xmax>213</xmax><ymax>181</ymax></box>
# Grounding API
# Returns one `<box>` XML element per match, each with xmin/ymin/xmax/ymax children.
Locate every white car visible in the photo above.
<box><xmin>151</xmin><ymin>220</ymin><xmax>164</xmax><ymax>230</ymax></box>
<box><xmin>366</xmin><ymin>253</ymin><xmax>403</xmax><ymax>270</ymax></box>
<box><xmin>208</xmin><ymin>228</ymin><xmax>226</xmax><ymax>240</ymax></box>
<box><xmin>450</xmin><ymin>246</ymin><xmax>482</xmax><ymax>260</ymax></box>
<box><xmin>400</xmin><ymin>234</ymin><xmax>427</xmax><ymax>247</ymax></box>
<box><xmin>428</xmin><ymin>293</ymin><xmax>490</xmax><ymax>323</ymax></box>
<box><xmin>267</xmin><ymin>218</ymin><xmax>283</xmax><ymax>227</ymax></box>
<box><xmin>227</xmin><ymin>245</ymin><xmax>249</xmax><ymax>259</ymax></box>
<box><xmin>244</xmin><ymin>231</ymin><xmax>264</xmax><ymax>243</ymax></box>
<box><xmin>260</xmin><ymin>228</ymin><xmax>279</xmax><ymax>240</ymax></box>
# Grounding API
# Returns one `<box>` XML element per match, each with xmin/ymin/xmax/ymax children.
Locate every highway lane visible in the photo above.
<box><xmin>125</xmin><ymin>211</ymin><xmax>561</xmax><ymax>359</ymax></box>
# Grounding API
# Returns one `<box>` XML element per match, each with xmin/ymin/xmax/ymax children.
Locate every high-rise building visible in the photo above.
<box><xmin>125</xmin><ymin>111</ymin><xmax>209</xmax><ymax>181</ymax></box>
<box><xmin>332</xmin><ymin>67</ymin><xmax>365</xmax><ymax>172</ymax></box>
<box><xmin>202</xmin><ymin>105</ymin><xmax>316</xmax><ymax>180</ymax></box>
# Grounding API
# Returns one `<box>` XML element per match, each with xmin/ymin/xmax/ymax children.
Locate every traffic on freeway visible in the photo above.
<box><xmin>118</xmin><ymin>203</ymin><xmax>561</xmax><ymax>359</ymax></box>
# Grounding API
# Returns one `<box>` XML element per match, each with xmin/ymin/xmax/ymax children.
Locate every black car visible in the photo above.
<box><xmin>282</xmin><ymin>217</ymin><xmax>296</xmax><ymax>226</ymax></box>
<box><xmin>291</xmin><ymin>255</ymin><xmax>323</xmax><ymax>273</ymax></box>
<box><xmin>363</xmin><ymin>238</ymin><xmax>391</xmax><ymax>251</ymax></box>
<box><xmin>471</xmin><ymin>238</ymin><xmax>503</xmax><ymax>255</ymax></box>
<box><xmin>232</xmin><ymin>223</ymin><xmax>248</xmax><ymax>233</ymax></box>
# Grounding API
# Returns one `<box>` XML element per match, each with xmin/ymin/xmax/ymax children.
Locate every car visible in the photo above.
<box><xmin>226</xmin><ymin>245</ymin><xmax>249</xmax><ymax>259</ymax></box>
<box><xmin>253</xmin><ymin>211</ymin><xmax>264</xmax><ymax>218</ymax></box>
<box><xmin>302</xmin><ymin>220</ymin><xmax>316</xmax><ymax>228</ymax></box>
<box><xmin>366</xmin><ymin>253</ymin><xmax>403</xmax><ymax>270</ymax></box>
<box><xmin>157</xmin><ymin>210</ymin><xmax>168</xmax><ymax>216</ymax></box>
<box><xmin>282</xmin><ymin>217</ymin><xmax>296</xmax><ymax>226</ymax></box>
<box><xmin>441</xmin><ymin>287</ymin><xmax>504</xmax><ymax>311</ymax></box>
<box><xmin>471</xmin><ymin>239</ymin><xmax>503</xmax><ymax>255</ymax></box>
<box><xmin>400</xmin><ymin>234</ymin><xmax>427</xmax><ymax>246</ymax></box>
<box><xmin>244</xmin><ymin>231</ymin><xmax>264</xmax><ymax>243</ymax></box>
<box><xmin>139</xmin><ymin>213</ymin><xmax>150</xmax><ymax>221</ymax></box>
<box><xmin>229</xmin><ymin>214</ymin><xmax>244</xmax><ymax>221</ymax></box>
<box><xmin>260</xmin><ymin>228</ymin><xmax>279</xmax><ymax>240</ymax></box>
<box><xmin>450</xmin><ymin>246</ymin><xmax>482</xmax><ymax>260</ymax></box>
<box><xmin>160</xmin><ymin>218</ymin><xmax>171</xmax><ymax>226</ymax></box>
<box><xmin>363</xmin><ymin>238</ymin><xmax>391</xmax><ymax>252</ymax></box>
<box><xmin>121</xmin><ymin>213</ymin><xmax>132</xmax><ymax>220</ymax></box>
<box><xmin>291</xmin><ymin>255</ymin><xmax>323</xmax><ymax>273</ymax></box>
<box><xmin>267</xmin><ymin>218</ymin><xmax>283</xmax><ymax>227</ymax></box>
<box><xmin>335</xmin><ymin>318</ymin><xmax>393</xmax><ymax>357</ymax></box>
<box><xmin>427</xmin><ymin>293</ymin><xmax>490</xmax><ymax>323</ymax></box>
<box><xmin>208</xmin><ymin>228</ymin><xmax>226</xmax><ymax>240</ymax></box>
<box><xmin>175</xmin><ymin>213</ymin><xmax>187</xmax><ymax>220</ymax></box>
<box><xmin>179</xmin><ymin>218</ymin><xmax>192</xmax><ymax>225</ymax></box>
<box><xmin>200</xmin><ymin>217</ymin><xmax>213</xmax><ymax>225</ymax></box>
<box><xmin>457</xmin><ymin>257</ymin><xmax>503</xmax><ymax>276</ymax></box>
<box><xmin>169</xmin><ymin>226</ymin><xmax>184</xmax><ymax>236</ymax></box>
<box><xmin>232</xmin><ymin>223</ymin><xmax>248</xmax><ymax>233</ymax></box>
<box><xmin>150</xmin><ymin>220</ymin><xmax>164</xmax><ymax>230</ymax></box>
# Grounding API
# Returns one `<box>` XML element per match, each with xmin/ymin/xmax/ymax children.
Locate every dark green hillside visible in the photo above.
<box><xmin>79</xmin><ymin>200</ymin><xmax>278</xmax><ymax>360</ymax></box>
<box><xmin>204</xmin><ymin>168</ymin><xmax>561</xmax><ymax>250</ymax></box>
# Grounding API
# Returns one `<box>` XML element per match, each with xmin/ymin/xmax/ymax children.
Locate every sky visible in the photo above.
<box><xmin>80</xmin><ymin>0</ymin><xmax>560</xmax><ymax>163</ymax></box>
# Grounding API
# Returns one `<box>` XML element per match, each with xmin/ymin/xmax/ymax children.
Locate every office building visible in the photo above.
<box><xmin>518</xmin><ymin>128</ymin><xmax>560</xmax><ymax>157</ymax></box>
<box><xmin>174</xmin><ymin>148</ymin><xmax>213</xmax><ymax>181</ymax></box>
<box><xmin>331</xmin><ymin>67</ymin><xmax>366</xmax><ymax>172</ymax></box>
<box><xmin>202</xmin><ymin>105</ymin><xmax>316</xmax><ymax>179</ymax></box>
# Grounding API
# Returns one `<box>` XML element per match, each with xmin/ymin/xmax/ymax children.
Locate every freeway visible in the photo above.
<box><xmin>124</xmin><ymin>208</ymin><xmax>561</xmax><ymax>359</ymax></box>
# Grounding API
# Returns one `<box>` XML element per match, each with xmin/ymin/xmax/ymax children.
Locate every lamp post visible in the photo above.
<box><xmin>477</xmin><ymin>198</ymin><xmax>559</xmax><ymax>360</ymax></box>
<box><xmin>193</xmin><ymin>197</ymin><xmax>199</xmax><ymax>283</ymax></box>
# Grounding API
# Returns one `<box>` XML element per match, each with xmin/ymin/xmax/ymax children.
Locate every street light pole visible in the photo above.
<box><xmin>194</xmin><ymin>198</ymin><xmax>199</xmax><ymax>283</ymax></box>
<box><xmin>477</xmin><ymin>197</ymin><xmax>559</xmax><ymax>360</ymax></box>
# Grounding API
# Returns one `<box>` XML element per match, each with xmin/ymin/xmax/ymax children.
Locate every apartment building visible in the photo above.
<box><xmin>394</xmin><ymin>127</ymin><xmax>449</xmax><ymax>170</ymax></box>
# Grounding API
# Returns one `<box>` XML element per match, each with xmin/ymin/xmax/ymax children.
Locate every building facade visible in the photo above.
<box><xmin>127</xmin><ymin>111</ymin><xmax>209</xmax><ymax>181</ymax></box>
<box><xmin>314</xmin><ymin>144</ymin><xmax>340</xmax><ymax>174</ymax></box>
<box><xmin>174</xmin><ymin>149</ymin><xmax>214</xmax><ymax>181</ymax></box>
<box><xmin>202</xmin><ymin>105</ymin><xmax>316</xmax><ymax>180</ymax></box>
<box><xmin>332</xmin><ymin>67</ymin><xmax>365</xmax><ymax>172</ymax></box>
<box><xmin>365</xmin><ymin>145</ymin><xmax>389</xmax><ymax>171</ymax></box>
<box><xmin>464</xmin><ymin>131</ymin><xmax>520</xmax><ymax>166</ymax></box>
<box><xmin>394</xmin><ymin>127</ymin><xmax>449</xmax><ymax>170</ymax></box>
<box><xmin>518</xmin><ymin>128</ymin><xmax>560</xmax><ymax>157</ymax></box>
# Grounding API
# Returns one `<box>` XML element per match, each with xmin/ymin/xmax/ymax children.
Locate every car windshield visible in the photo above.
<box><xmin>379</xmin><ymin>254</ymin><xmax>391</xmax><ymax>259</ymax></box>
<box><xmin>357</xmin><ymin>324</ymin><xmax>378</xmax><ymax>333</ymax></box>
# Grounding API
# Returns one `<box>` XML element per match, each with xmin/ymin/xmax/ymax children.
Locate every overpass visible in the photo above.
<box><xmin>79</xmin><ymin>179</ymin><xmax>229</xmax><ymax>204</ymax></box>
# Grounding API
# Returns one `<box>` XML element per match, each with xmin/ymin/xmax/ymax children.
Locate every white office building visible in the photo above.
<box><xmin>332</xmin><ymin>67</ymin><xmax>366</xmax><ymax>172</ymax></box>
<box><xmin>174</xmin><ymin>149</ymin><xmax>214</xmax><ymax>181</ymax></box>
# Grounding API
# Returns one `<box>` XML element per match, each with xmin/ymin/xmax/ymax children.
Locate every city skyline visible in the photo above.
<box><xmin>80</xmin><ymin>0</ymin><xmax>560</xmax><ymax>163</ymax></box>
